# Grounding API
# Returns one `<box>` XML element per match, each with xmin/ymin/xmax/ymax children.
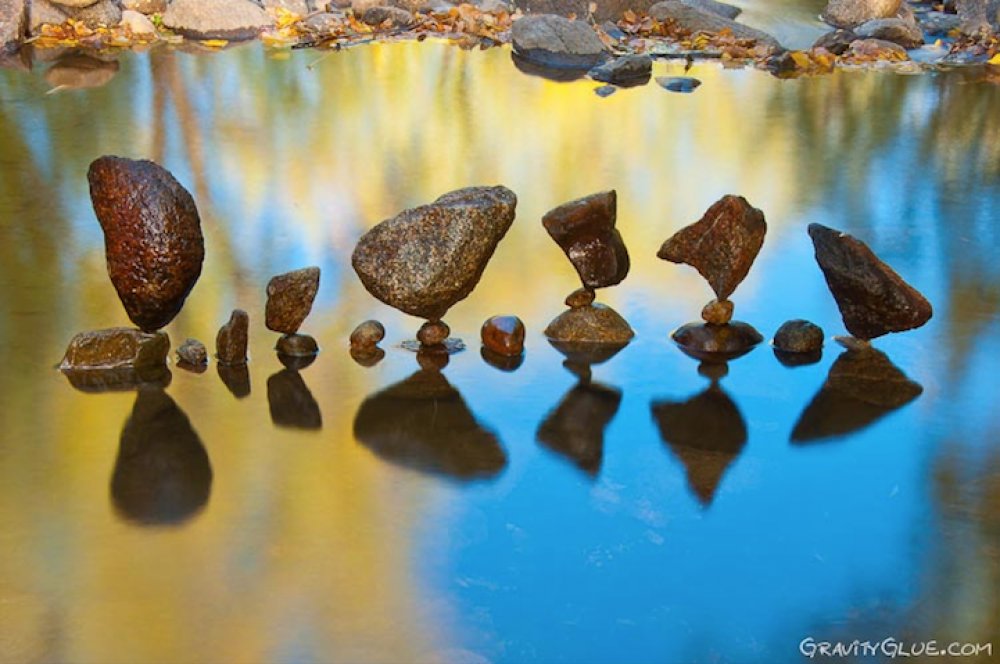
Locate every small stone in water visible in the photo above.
<box><xmin>265</xmin><ymin>267</ymin><xmax>320</xmax><ymax>335</ymax></box>
<box><xmin>176</xmin><ymin>338</ymin><xmax>208</xmax><ymax>366</ymax></box>
<box><xmin>216</xmin><ymin>309</ymin><xmax>249</xmax><ymax>366</ymax></box>
<box><xmin>672</xmin><ymin>321</ymin><xmax>763</xmax><ymax>360</ymax></box>
<box><xmin>701</xmin><ymin>299</ymin><xmax>734</xmax><ymax>325</ymax></box>
<box><xmin>595</xmin><ymin>85</ymin><xmax>617</xmax><ymax>97</ymax></box>
<box><xmin>60</xmin><ymin>328</ymin><xmax>171</xmax><ymax>371</ymax></box>
<box><xmin>276</xmin><ymin>333</ymin><xmax>319</xmax><ymax>358</ymax></box>
<box><xmin>417</xmin><ymin>320</ymin><xmax>450</xmax><ymax>347</ymax></box>
<box><xmin>481</xmin><ymin>315</ymin><xmax>526</xmax><ymax>357</ymax></box>
<box><xmin>350</xmin><ymin>320</ymin><xmax>385</xmax><ymax>349</ymax></box>
<box><xmin>773</xmin><ymin>319</ymin><xmax>825</xmax><ymax>354</ymax></box>
<box><xmin>656</xmin><ymin>76</ymin><xmax>702</xmax><ymax>93</ymax></box>
<box><xmin>565</xmin><ymin>287</ymin><xmax>596</xmax><ymax>308</ymax></box>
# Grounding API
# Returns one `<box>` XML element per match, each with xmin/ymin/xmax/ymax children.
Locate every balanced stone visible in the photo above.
<box><xmin>701</xmin><ymin>299</ymin><xmax>734</xmax><ymax>325</ymax></box>
<box><xmin>672</xmin><ymin>321</ymin><xmax>763</xmax><ymax>359</ymax></box>
<box><xmin>565</xmin><ymin>287</ymin><xmax>596</xmax><ymax>308</ymax></box>
<box><xmin>350</xmin><ymin>320</ymin><xmax>386</xmax><ymax>349</ymax></box>
<box><xmin>417</xmin><ymin>320</ymin><xmax>450</xmax><ymax>347</ymax></box>
<box><xmin>88</xmin><ymin>156</ymin><xmax>205</xmax><ymax>332</ymax></box>
<box><xmin>176</xmin><ymin>338</ymin><xmax>208</xmax><ymax>366</ymax></box>
<box><xmin>265</xmin><ymin>267</ymin><xmax>320</xmax><ymax>335</ymax></box>
<box><xmin>589</xmin><ymin>54</ymin><xmax>652</xmax><ymax>86</ymax></box>
<box><xmin>545</xmin><ymin>304</ymin><xmax>634</xmax><ymax>344</ymax></box>
<box><xmin>808</xmin><ymin>223</ymin><xmax>932</xmax><ymax>340</ymax></box>
<box><xmin>773</xmin><ymin>319</ymin><xmax>824</xmax><ymax>354</ymax></box>
<box><xmin>277</xmin><ymin>333</ymin><xmax>319</xmax><ymax>358</ymax></box>
<box><xmin>542</xmin><ymin>190</ymin><xmax>630</xmax><ymax>290</ymax></box>
<box><xmin>657</xmin><ymin>195</ymin><xmax>766</xmax><ymax>301</ymax></box>
<box><xmin>216</xmin><ymin>309</ymin><xmax>249</xmax><ymax>366</ymax></box>
<box><xmin>352</xmin><ymin>186</ymin><xmax>517</xmax><ymax>321</ymax></box>
<box><xmin>481</xmin><ymin>315</ymin><xmax>526</xmax><ymax>356</ymax></box>
<box><xmin>60</xmin><ymin>328</ymin><xmax>170</xmax><ymax>371</ymax></box>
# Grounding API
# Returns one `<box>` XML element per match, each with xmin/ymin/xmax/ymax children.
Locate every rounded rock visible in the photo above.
<box><xmin>565</xmin><ymin>287</ymin><xmax>596</xmax><ymax>308</ymax></box>
<box><xmin>544</xmin><ymin>303</ymin><xmax>634</xmax><ymax>345</ymax></box>
<box><xmin>481</xmin><ymin>315</ymin><xmax>526</xmax><ymax>357</ymax></box>
<box><xmin>701</xmin><ymin>299</ymin><xmax>734</xmax><ymax>325</ymax></box>
<box><xmin>350</xmin><ymin>320</ymin><xmax>386</xmax><ymax>349</ymax></box>
<box><xmin>672</xmin><ymin>321</ymin><xmax>763</xmax><ymax>360</ymax></box>
<box><xmin>773</xmin><ymin>319</ymin><xmax>825</xmax><ymax>354</ymax></box>
<box><xmin>417</xmin><ymin>320</ymin><xmax>450</xmax><ymax>347</ymax></box>
<box><xmin>276</xmin><ymin>333</ymin><xmax>319</xmax><ymax>358</ymax></box>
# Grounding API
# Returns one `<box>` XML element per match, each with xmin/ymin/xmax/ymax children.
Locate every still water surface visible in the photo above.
<box><xmin>0</xmin><ymin>31</ymin><xmax>998</xmax><ymax>664</ymax></box>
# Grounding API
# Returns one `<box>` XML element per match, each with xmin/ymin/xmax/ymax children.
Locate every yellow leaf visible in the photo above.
<box><xmin>200</xmin><ymin>39</ymin><xmax>228</xmax><ymax>48</ymax></box>
<box><xmin>989</xmin><ymin>53</ymin><xmax>1000</xmax><ymax>65</ymax></box>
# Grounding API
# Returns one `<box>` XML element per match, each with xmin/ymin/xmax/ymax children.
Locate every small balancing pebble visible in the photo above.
<box><xmin>481</xmin><ymin>315</ymin><xmax>525</xmax><ymax>356</ymax></box>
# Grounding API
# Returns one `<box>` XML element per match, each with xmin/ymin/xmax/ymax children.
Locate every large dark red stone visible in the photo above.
<box><xmin>658</xmin><ymin>195</ymin><xmax>766</xmax><ymax>301</ymax></box>
<box><xmin>542</xmin><ymin>190</ymin><xmax>630</xmax><ymax>290</ymax></box>
<box><xmin>808</xmin><ymin>223</ymin><xmax>932</xmax><ymax>340</ymax></box>
<box><xmin>88</xmin><ymin>156</ymin><xmax>204</xmax><ymax>331</ymax></box>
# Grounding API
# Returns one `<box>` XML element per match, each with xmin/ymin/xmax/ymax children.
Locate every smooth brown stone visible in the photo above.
<box><xmin>88</xmin><ymin>156</ymin><xmax>204</xmax><ymax>331</ymax></box>
<box><xmin>276</xmin><ymin>333</ymin><xmax>319</xmax><ymax>358</ymax></box>
<box><xmin>773</xmin><ymin>319</ymin><xmax>824</xmax><ymax>354</ymax></box>
<box><xmin>671</xmin><ymin>321</ymin><xmax>763</xmax><ymax>360</ymax></box>
<box><xmin>809</xmin><ymin>223</ymin><xmax>932</xmax><ymax>340</ymax></box>
<box><xmin>350</xmin><ymin>319</ymin><xmax>385</xmax><ymax>349</ymax></box>
<box><xmin>544</xmin><ymin>303</ymin><xmax>634</xmax><ymax>345</ymax></box>
<box><xmin>216</xmin><ymin>309</ymin><xmax>249</xmax><ymax>366</ymax></box>
<box><xmin>60</xmin><ymin>327</ymin><xmax>170</xmax><ymax>371</ymax></box>
<box><xmin>417</xmin><ymin>320</ymin><xmax>450</xmax><ymax>347</ymax></box>
<box><xmin>657</xmin><ymin>195</ymin><xmax>766</xmax><ymax>301</ymax></box>
<box><xmin>565</xmin><ymin>287</ymin><xmax>596</xmax><ymax>308</ymax></box>
<box><xmin>542</xmin><ymin>190</ymin><xmax>630</xmax><ymax>290</ymax></box>
<box><xmin>481</xmin><ymin>315</ymin><xmax>525</xmax><ymax>357</ymax></box>
<box><xmin>265</xmin><ymin>266</ymin><xmax>320</xmax><ymax>334</ymax></box>
<box><xmin>701</xmin><ymin>299</ymin><xmax>734</xmax><ymax>325</ymax></box>
<box><xmin>352</xmin><ymin>186</ymin><xmax>517</xmax><ymax>320</ymax></box>
<box><xmin>176</xmin><ymin>338</ymin><xmax>207</xmax><ymax>366</ymax></box>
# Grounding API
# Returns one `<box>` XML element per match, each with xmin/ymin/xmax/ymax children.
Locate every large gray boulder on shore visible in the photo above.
<box><xmin>648</xmin><ymin>1</ymin><xmax>782</xmax><ymax>52</ymax></box>
<box><xmin>0</xmin><ymin>0</ymin><xmax>25</xmax><ymax>54</ymax></box>
<box><xmin>821</xmin><ymin>0</ymin><xmax>901</xmax><ymax>29</ymax></box>
<box><xmin>512</xmin><ymin>14</ymin><xmax>608</xmax><ymax>70</ymax></box>
<box><xmin>163</xmin><ymin>0</ymin><xmax>275</xmax><ymax>41</ymax></box>
<box><xmin>956</xmin><ymin>0</ymin><xmax>1000</xmax><ymax>34</ymax></box>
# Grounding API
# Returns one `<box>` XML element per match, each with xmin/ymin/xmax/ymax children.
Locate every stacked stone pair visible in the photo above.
<box><xmin>266</xmin><ymin>266</ymin><xmax>321</xmax><ymax>364</ymax></box>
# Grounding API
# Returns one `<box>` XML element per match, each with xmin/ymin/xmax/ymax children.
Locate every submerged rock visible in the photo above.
<box><xmin>176</xmin><ymin>338</ymin><xmax>208</xmax><ymax>366</ymax></box>
<box><xmin>544</xmin><ymin>303</ymin><xmax>634</xmax><ymax>344</ymax></box>
<box><xmin>216</xmin><ymin>309</ymin><xmax>249</xmax><ymax>366</ymax></box>
<box><xmin>88</xmin><ymin>156</ymin><xmax>204</xmax><ymax>332</ymax></box>
<box><xmin>773</xmin><ymin>319</ymin><xmax>824</xmax><ymax>354</ymax></box>
<box><xmin>162</xmin><ymin>0</ymin><xmax>274</xmax><ymax>41</ymax></box>
<box><xmin>589</xmin><ymin>54</ymin><xmax>652</xmax><ymax>86</ymax></box>
<box><xmin>0</xmin><ymin>0</ymin><xmax>26</xmax><ymax>55</ymax></box>
<box><xmin>352</xmin><ymin>186</ymin><xmax>517</xmax><ymax>321</ymax></box>
<box><xmin>60</xmin><ymin>328</ymin><xmax>170</xmax><ymax>371</ymax></box>
<box><xmin>481</xmin><ymin>315</ymin><xmax>525</xmax><ymax>356</ymax></box>
<box><xmin>656</xmin><ymin>76</ymin><xmax>701</xmax><ymax>93</ymax></box>
<box><xmin>511</xmin><ymin>14</ymin><xmax>608</xmax><ymax>70</ymax></box>
<box><xmin>821</xmin><ymin>0</ymin><xmax>901</xmax><ymax>29</ymax></box>
<box><xmin>672</xmin><ymin>321</ymin><xmax>763</xmax><ymax>360</ymax></box>
<box><xmin>565</xmin><ymin>287</ymin><xmax>596</xmax><ymax>308</ymax></box>
<box><xmin>350</xmin><ymin>320</ymin><xmax>386</xmax><ymax>350</ymax></box>
<box><xmin>265</xmin><ymin>267</ymin><xmax>320</xmax><ymax>335</ymax></box>
<box><xmin>649</xmin><ymin>1</ymin><xmax>782</xmax><ymax>51</ymax></box>
<box><xmin>854</xmin><ymin>17</ymin><xmax>923</xmax><ymax>48</ymax></box>
<box><xmin>808</xmin><ymin>223</ymin><xmax>932</xmax><ymax>340</ymax></box>
<box><xmin>657</xmin><ymin>195</ymin><xmax>766</xmax><ymax>301</ymax></box>
<box><xmin>542</xmin><ymin>190</ymin><xmax>630</xmax><ymax>290</ymax></box>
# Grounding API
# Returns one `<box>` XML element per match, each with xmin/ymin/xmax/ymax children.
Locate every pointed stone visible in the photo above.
<box><xmin>542</xmin><ymin>190</ymin><xmax>630</xmax><ymax>290</ymax></box>
<box><xmin>265</xmin><ymin>267</ymin><xmax>320</xmax><ymax>335</ymax></box>
<box><xmin>216</xmin><ymin>309</ymin><xmax>249</xmax><ymax>366</ymax></box>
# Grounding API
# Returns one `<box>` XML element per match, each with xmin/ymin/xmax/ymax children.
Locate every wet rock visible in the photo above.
<box><xmin>300</xmin><ymin>11</ymin><xmax>342</xmax><ymax>34</ymax></box>
<box><xmin>542</xmin><ymin>190</ymin><xmax>630</xmax><ymax>290</ymax></box>
<box><xmin>217</xmin><ymin>363</ymin><xmax>251</xmax><ymax>398</ymax></box>
<box><xmin>918</xmin><ymin>11</ymin><xmax>962</xmax><ymax>36</ymax></box>
<box><xmin>511</xmin><ymin>14</ymin><xmax>608</xmax><ymax>70</ymax></box>
<box><xmin>216</xmin><ymin>309</ymin><xmax>249</xmax><ymax>366</ymax></box>
<box><xmin>594</xmin><ymin>84</ymin><xmax>616</xmax><ymax>97</ymax></box>
<box><xmin>655</xmin><ymin>75</ymin><xmax>702</xmax><ymax>93</ymax></box>
<box><xmin>565</xmin><ymin>287</ymin><xmax>596</xmax><ymax>308</ymax></box>
<box><xmin>681</xmin><ymin>0</ymin><xmax>740</xmax><ymax>19</ymax></box>
<box><xmin>162</xmin><ymin>0</ymin><xmax>274</xmax><ymax>41</ymax></box>
<box><xmin>69</xmin><ymin>0</ymin><xmax>121</xmax><ymax>28</ymax></box>
<box><xmin>60</xmin><ymin>328</ymin><xmax>170</xmax><ymax>371</ymax></box>
<box><xmin>701</xmin><ymin>299</ymin><xmax>733</xmax><ymax>325</ymax></box>
<box><xmin>44</xmin><ymin>54</ymin><xmax>119</xmax><ymax>90</ymax></box>
<box><xmin>481</xmin><ymin>347</ymin><xmax>525</xmax><ymax>372</ymax></box>
<box><xmin>512</xmin><ymin>52</ymin><xmax>588</xmax><ymax>81</ymax></box>
<box><xmin>648</xmin><ymin>1</ymin><xmax>782</xmax><ymax>52</ymax></box>
<box><xmin>268</xmin><ymin>369</ymin><xmax>322</xmax><ymax>430</ymax></box>
<box><xmin>791</xmin><ymin>347</ymin><xmax>922</xmax><ymax>443</ymax></box>
<box><xmin>514</xmin><ymin>0</ymin><xmax>589</xmax><ymax>17</ymax></box>
<box><xmin>672</xmin><ymin>321</ymin><xmax>763</xmax><ymax>360</ymax></box>
<box><xmin>588</xmin><ymin>54</ymin><xmax>652</xmax><ymax>86</ymax></box>
<box><xmin>276</xmin><ymin>333</ymin><xmax>319</xmax><ymax>357</ymax></box>
<box><xmin>362</xmin><ymin>5</ymin><xmax>414</xmax><ymax>27</ymax></box>
<box><xmin>122</xmin><ymin>0</ymin><xmax>168</xmax><ymax>14</ymax></box>
<box><xmin>352</xmin><ymin>186</ymin><xmax>517</xmax><ymax>320</ymax></box>
<box><xmin>854</xmin><ymin>17</ymin><xmax>923</xmax><ymax>47</ymax></box>
<box><xmin>657</xmin><ymin>195</ymin><xmax>766</xmax><ymax>301</ymax></box>
<box><xmin>773</xmin><ymin>319</ymin><xmax>824</xmax><ymax>354</ymax></box>
<box><xmin>121</xmin><ymin>10</ymin><xmax>158</xmax><ymax>38</ymax></box>
<box><xmin>538</xmin><ymin>381</ymin><xmax>621</xmax><ymax>476</ymax></box>
<box><xmin>350</xmin><ymin>319</ymin><xmax>386</xmax><ymax>349</ymax></box>
<box><xmin>481</xmin><ymin>315</ymin><xmax>525</xmax><ymax>356</ymax></box>
<box><xmin>28</xmin><ymin>1</ymin><xmax>67</xmax><ymax>34</ymax></box>
<box><xmin>821</xmin><ymin>0</ymin><xmax>901</xmax><ymax>29</ymax></box>
<box><xmin>353</xmin><ymin>368</ymin><xmax>507</xmax><ymax>480</ymax></box>
<box><xmin>265</xmin><ymin>266</ymin><xmax>320</xmax><ymax>335</ymax></box>
<box><xmin>416</xmin><ymin>320</ymin><xmax>450</xmax><ymax>347</ymax></box>
<box><xmin>176</xmin><ymin>338</ymin><xmax>208</xmax><ymax>366</ymax></box>
<box><xmin>88</xmin><ymin>156</ymin><xmax>204</xmax><ymax>332</ymax></box>
<box><xmin>351</xmin><ymin>346</ymin><xmax>386</xmax><ymax>367</ymax></box>
<box><xmin>847</xmin><ymin>37</ymin><xmax>909</xmax><ymax>59</ymax></box>
<box><xmin>111</xmin><ymin>389</ymin><xmax>212</xmax><ymax>525</ymax></box>
<box><xmin>0</xmin><ymin>0</ymin><xmax>26</xmax><ymax>55</ymax></box>
<box><xmin>812</xmin><ymin>28</ymin><xmax>858</xmax><ymax>55</ymax></box>
<box><xmin>808</xmin><ymin>223</ymin><xmax>932</xmax><ymax>340</ymax></box>
<box><xmin>544</xmin><ymin>303</ymin><xmax>635</xmax><ymax>344</ymax></box>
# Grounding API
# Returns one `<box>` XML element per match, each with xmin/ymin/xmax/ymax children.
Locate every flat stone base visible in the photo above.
<box><xmin>671</xmin><ymin>321</ymin><xmax>763</xmax><ymax>361</ymax></box>
<box><xmin>544</xmin><ymin>303</ymin><xmax>634</xmax><ymax>345</ymax></box>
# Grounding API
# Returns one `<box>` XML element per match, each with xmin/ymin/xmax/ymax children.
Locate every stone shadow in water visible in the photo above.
<box><xmin>650</xmin><ymin>361</ymin><xmax>747</xmax><ymax>507</ymax></box>
<box><xmin>217</xmin><ymin>363</ymin><xmax>251</xmax><ymax>399</ymax></box>
<box><xmin>110</xmin><ymin>388</ymin><xmax>212</xmax><ymax>526</ymax></box>
<box><xmin>791</xmin><ymin>347</ymin><xmax>923</xmax><ymax>444</ymax></box>
<box><xmin>353</xmin><ymin>366</ymin><xmax>507</xmax><ymax>481</ymax></box>
<box><xmin>267</xmin><ymin>368</ymin><xmax>322</xmax><ymax>430</ymax></box>
<box><xmin>62</xmin><ymin>365</ymin><xmax>172</xmax><ymax>393</ymax></box>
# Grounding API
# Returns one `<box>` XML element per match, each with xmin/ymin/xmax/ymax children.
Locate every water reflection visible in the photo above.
<box><xmin>217</xmin><ymin>363</ymin><xmax>251</xmax><ymax>398</ymax></box>
<box><xmin>44</xmin><ymin>53</ymin><xmax>119</xmax><ymax>91</ymax></box>
<box><xmin>267</xmin><ymin>367</ymin><xmax>323</xmax><ymax>430</ymax></box>
<box><xmin>110</xmin><ymin>388</ymin><xmax>212</xmax><ymax>526</ymax></box>
<box><xmin>791</xmin><ymin>346</ymin><xmax>923</xmax><ymax>444</ymax></box>
<box><xmin>651</xmin><ymin>360</ymin><xmax>747</xmax><ymax>506</ymax></box>
<box><xmin>62</xmin><ymin>365</ymin><xmax>173</xmax><ymax>393</ymax></box>
<box><xmin>353</xmin><ymin>364</ymin><xmax>507</xmax><ymax>480</ymax></box>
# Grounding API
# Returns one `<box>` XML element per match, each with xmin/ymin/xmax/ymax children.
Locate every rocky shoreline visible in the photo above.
<box><xmin>1</xmin><ymin>0</ymin><xmax>998</xmax><ymax>81</ymax></box>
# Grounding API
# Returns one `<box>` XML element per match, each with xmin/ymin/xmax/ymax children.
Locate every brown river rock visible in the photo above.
<box><xmin>265</xmin><ymin>267</ymin><xmax>320</xmax><ymax>334</ymax></box>
<box><xmin>88</xmin><ymin>157</ymin><xmax>204</xmax><ymax>331</ymax></box>
<box><xmin>657</xmin><ymin>195</ymin><xmax>766</xmax><ymax>301</ymax></box>
<box><xmin>542</xmin><ymin>190</ymin><xmax>630</xmax><ymax>290</ymax></box>
<box><xmin>809</xmin><ymin>223</ymin><xmax>932</xmax><ymax>340</ymax></box>
<box><xmin>544</xmin><ymin>303</ymin><xmax>635</xmax><ymax>344</ymax></box>
<box><xmin>216</xmin><ymin>309</ymin><xmax>249</xmax><ymax>366</ymax></box>
<box><xmin>481</xmin><ymin>315</ymin><xmax>526</xmax><ymax>356</ymax></box>
<box><xmin>351</xmin><ymin>186</ymin><xmax>517</xmax><ymax>321</ymax></box>
<box><xmin>350</xmin><ymin>320</ymin><xmax>385</xmax><ymax>349</ymax></box>
<box><xmin>60</xmin><ymin>327</ymin><xmax>170</xmax><ymax>371</ymax></box>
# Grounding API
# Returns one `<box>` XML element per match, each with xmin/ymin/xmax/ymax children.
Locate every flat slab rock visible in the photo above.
<box><xmin>808</xmin><ymin>223</ymin><xmax>932</xmax><ymax>340</ymax></box>
<box><xmin>542</xmin><ymin>190</ymin><xmax>630</xmax><ymax>290</ymax></box>
<box><xmin>60</xmin><ymin>327</ymin><xmax>170</xmax><ymax>371</ymax></box>
<box><xmin>512</xmin><ymin>14</ymin><xmax>608</xmax><ymax>70</ymax></box>
<box><xmin>162</xmin><ymin>0</ymin><xmax>274</xmax><ymax>41</ymax></box>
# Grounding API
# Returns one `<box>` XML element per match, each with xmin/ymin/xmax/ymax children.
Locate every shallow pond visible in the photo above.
<box><xmin>1</xmin><ymin>32</ymin><xmax>999</xmax><ymax>664</ymax></box>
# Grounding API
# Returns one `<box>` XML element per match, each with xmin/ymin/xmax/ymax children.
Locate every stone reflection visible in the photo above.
<box><xmin>44</xmin><ymin>53</ymin><xmax>119</xmax><ymax>91</ymax></box>
<box><xmin>62</xmin><ymin>365</ymin><xmax>172</xmax><ymax>393</ymax></box>
<box><xmin>536</xmin><ymin>341</ymin><xmax>624</xmax><ymax>476</ymax></box>
<box><xmin>217</xmin><ymin>363</ymin><xmax>251</xmax><ymax>399</ymax></box>
<box><xmin>651</xmin><ymin>360</ymin><xmax>747</xmax><ymax>506</ymax></box>
<box><xmin>791</xmin><ymin>346</ymin><xmax>923</xmax><ymax>444</ymax></box>
<box><xmin>267</xmin><ymin>363</ymin><xmax>322</xmax><ymax>430</ymax></box>
<box><xmin>353</xmin><ymin>354</ymin><xmax>507</xmax><ymax>481</ymax></box>
<box><xmin>110</xmin><ymin>388</ymin><xmax>212</xmax><ymax>526</ymax></box>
